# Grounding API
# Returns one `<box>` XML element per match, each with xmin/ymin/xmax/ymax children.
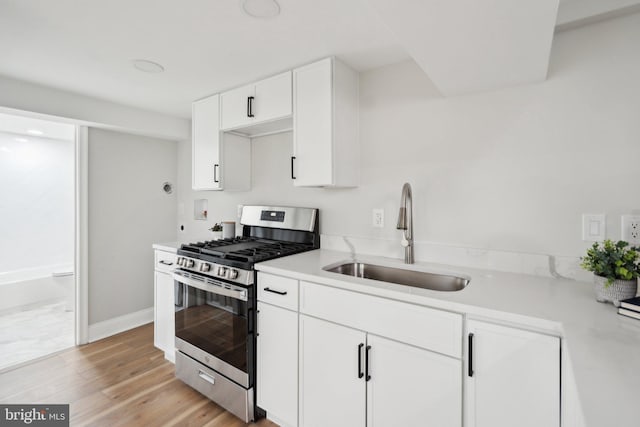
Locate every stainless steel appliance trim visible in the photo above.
<box><xmin>175</xmin><ymin>351</ymin><xmax>254</xmax><ymax>422</ymax></box>
<box><xmin>175</xmin><ymin>337</ymin><xmax>249</xmax><ymax>388</ymax></box>
<box><xmin>173</xmin><ymin>271</ymin><xmax>248</xmax><ymax>301</ymax></box>
<box><xmin>240</xmin><ymin>205</ymin><xmax>317</xmax><ymax>232</ymax></box>
<box><xmin>176</xmin><ymin>256</ymin><xmax>253</xmax><ymax>286</ymax></box>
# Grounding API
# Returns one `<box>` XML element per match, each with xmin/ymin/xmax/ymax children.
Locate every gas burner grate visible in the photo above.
<box><xmin>180</xmin><ymin>238</ymin><xmax>315</xmax><ymax>266</ymax></box>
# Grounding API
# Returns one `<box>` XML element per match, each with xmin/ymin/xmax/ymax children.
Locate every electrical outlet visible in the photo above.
<box><xmin>372</xmin><ymin>208</ymin><xmax>384</xmax><ymax>228</ymax></box>
<box><xmin>237</xmin><ymin>204</ymin><xmax>244</xmax><ymax>219</ymax></box>
<box><xmin>621</xmin><ymin>215</ymin><xmax>640</xmax><ymax>244</ymax></box>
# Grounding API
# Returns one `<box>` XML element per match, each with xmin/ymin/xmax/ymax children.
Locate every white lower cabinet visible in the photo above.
<box><xmin>299</xmin><ymin>315</ymin><xmax>366</xmax><ymax>427</ymax></box>
<box><xmin>465</xmin><ymin>319</ymin><xmax>560</xmax><ymax>427</ymax></box>
<box><xmin>253</xmin><ymin>274</ymin><xmax>561</xmax><ymax>427</ymax></box>
<box><xmin>153</xmin><ymin>269</ymin><xmax>175</xmax><ymax>362</ymax></box>
<box><xmin>299</xmin><ymin>314</ymin><xmax>461</xmax><ymax>427</ymax></box>
<box><xmin>367</xmin><ymin>334</ymin><xmax>461</xmax><ymax>427</ymax></box>
<box><xmin>256</xmin><ymin>302</ymin><xmax>298</xmax><ymax>427</ymax></box>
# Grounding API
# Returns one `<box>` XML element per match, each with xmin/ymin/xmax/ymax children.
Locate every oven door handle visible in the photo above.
<box><xmin>173</xmin><ymin>272</ymin><xmax>248</xmax><ymax>301</ymax></box>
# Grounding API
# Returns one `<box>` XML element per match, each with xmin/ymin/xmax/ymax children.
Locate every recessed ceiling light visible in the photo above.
<box><xmin>132</xmin><ymin>59</ymin><xmax>165</xmax><ymax>73</ymax></box>
<box><xmin>26</xmin><ymin>129</ymin><xmax>43</xmax><ymax>135</ymax></box>
<box><xmin>242</xmin><ymin>0</ymin><xmax>280</xmax><ymax>18</ymax></box>
<box><xmin>15</xmin><ymin>137</ymin><xmax>28</xmax><ymax>142</ymax></box>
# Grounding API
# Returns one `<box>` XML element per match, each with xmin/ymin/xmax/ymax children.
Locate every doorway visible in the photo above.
<box><xmin>0</xmin><ymin>112</ymin><xmax>77</xmax><ymax>370</ymax></box>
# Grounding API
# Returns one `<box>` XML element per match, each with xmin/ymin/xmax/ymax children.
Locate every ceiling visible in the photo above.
<box><xmin>0</xmin><ymin>0</ymin><xmax>638</xmax><ymax>120</ymax></box>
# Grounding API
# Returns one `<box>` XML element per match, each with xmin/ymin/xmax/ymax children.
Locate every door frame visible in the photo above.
<box><xmin>75</xmin><ymin>126</ymin><xmax>89</xmax><ymax>345</ymax></box>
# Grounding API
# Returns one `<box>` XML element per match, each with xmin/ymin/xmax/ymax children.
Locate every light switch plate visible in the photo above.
<box><xmin>582</xmin><ymin>214</ymin><xmax>606</xmax><ymax>241</ymax></box>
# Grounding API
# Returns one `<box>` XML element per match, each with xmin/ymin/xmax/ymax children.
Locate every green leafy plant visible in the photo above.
<box><xmin>209</xmin><ymin>223</ymin><xmax>223</xmax><ymax>232</ymax></box>
<box><xmin>580</xmin><ymin>240</ymin><xmax>640</xmax><ymax>286</ymax></box>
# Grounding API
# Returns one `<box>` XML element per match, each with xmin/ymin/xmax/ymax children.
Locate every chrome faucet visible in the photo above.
<box><xmin>396</xmin><ymin>182</ymin><xmax>414</xmax><ymax>264</ymax></box>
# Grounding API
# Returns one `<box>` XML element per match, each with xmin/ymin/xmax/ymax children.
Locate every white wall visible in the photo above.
<box><xmin>0</xmin><ymin>132</ymin><xmax>74</xmax><ymax>279</ymax></box>
<box><xmin>88</xmin><ymin>128</ymin><xmax>177</xmax><ymax>325</ymax></box>
<box><xmin>177</xmin><ymin>12</ymin><xmax>640</xmax><ymax>264</ymax></box>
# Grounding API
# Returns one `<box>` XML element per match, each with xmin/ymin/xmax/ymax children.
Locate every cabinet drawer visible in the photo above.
<box><xmin>257</xmin><ymin>272</ymin><xmax>298</xmax><ymax>311</ymax></box>
<box><xmin>300</xmin><ymin>282</ymin><xmax>462</xmax><ymax>358</ymax></box>
<box><xmin>154</xmin><ymin>250</ymin><xmax>176</xmax><ymax>274</ymax></box>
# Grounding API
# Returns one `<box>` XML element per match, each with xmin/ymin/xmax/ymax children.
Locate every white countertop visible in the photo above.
<box><xmin>152</xmin><ymin>242</ymin><xmax>180</xmax><ymax>253</ymax></box>
<box><xmin>255</xmin><ymin>249</ymin><xmax>640</xmax><ymax>427</ymax></box>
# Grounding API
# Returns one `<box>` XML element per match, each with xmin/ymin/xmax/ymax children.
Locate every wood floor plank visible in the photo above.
<box><xmin>0</xmin><ymin>323</ymin><xmax>277</xmax><ymax>427</ymax></box>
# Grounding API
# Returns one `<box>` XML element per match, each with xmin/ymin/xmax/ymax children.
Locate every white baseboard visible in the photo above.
<box><xmin>88</xmin><ymin>307</ymin><xmax>154</xmax><ymax>342</ymax></box>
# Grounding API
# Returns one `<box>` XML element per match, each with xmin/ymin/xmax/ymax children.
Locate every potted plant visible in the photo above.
<box><xmin>580</xmin><ymin>240</ymin><xmax>640</xmax><ymax>306</ymax></box>
<box><xmin>209</xmin><ymin>223</ymin><xmax>223</xmax><ymax>240</ymax></box>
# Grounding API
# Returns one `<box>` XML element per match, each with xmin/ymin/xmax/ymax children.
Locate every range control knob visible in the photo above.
<box><xmin>217</xmin><ymin>266</ymin><xmax>227</xmax><ymax>277</ymax></box>
<box><xmin>227</xmin><ymin>269</ymin><xmax>239</xmax><ymax>280</ymax></box>
<box><xmin>187</xmin><ymin>259</ymin><xmax>195</xmax><ymax>268</ymax></box>
<box><xmin>176</xmin><ymin>257</ymin><xmax>183</xmax><ymax>266</ymax></box>
<box><xmin>200</xmin><ymin>263</ymin><xmax>211</xmax><ymax>272</ymax></box>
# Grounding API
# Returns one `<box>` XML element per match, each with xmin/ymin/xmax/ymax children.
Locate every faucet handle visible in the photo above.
<box><xmin>401</xmin><ymin>237</ymin><xmax>410</xmax><ymax>247</ymax></box>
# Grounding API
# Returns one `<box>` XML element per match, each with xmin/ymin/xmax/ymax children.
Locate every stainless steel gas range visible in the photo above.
<box><xmin>172</xmin><ymin>206</ymin><xmax>320</xmax><ymax>422</ymax></box>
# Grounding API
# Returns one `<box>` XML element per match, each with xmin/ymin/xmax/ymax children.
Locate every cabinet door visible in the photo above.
<box><xmin>366</xmin><ymin>334</ymin><xmax>461</xmax><ymax>427</ymax></box>
<box><xmin>293</xmin><ymin>58</ymin><xmax>333</xmax><ymax>187</ymax></box>
<box><xmin>299</xmin><ymin>315</ymin><xmax>366</xmax><ymax>427</ymax></box>
<box><xmin>154</xmin><ymin>270</ymin><xmax>175</xmax><ymax>362</ymax></box>
<box><xmin>254</xmin><ymin>71</ymin><xmax>292</xmax><ymax>124</ymax></box>
<box><xmin>465</xmin><ymin>320</ymin><xmax>560</xmax><ymax>427</ymax></box>
<box><xmin>192</xmin><ymin>95</ymin><xmax>221</xmax><ymax>190</ymax></box>
<box><xmin>220</xmin><ymin>83</ymin><xmax>255</xmax><ymax>130</ymax></box>
<box><xmin>257</xmin><ymin>302</ymin><xmax>298</xmax><ymax>427</ymax></box>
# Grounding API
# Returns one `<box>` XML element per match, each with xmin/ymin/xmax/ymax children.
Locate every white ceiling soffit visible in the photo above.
<box><xmin>0</xmin><ymin>112</ymin><xmax>75</xmax><ymax>141</ymax></box>
<box><xmin>366</xmin><ymin>0</ymin><xmax>559</xmax><ymax>96</ymax></box>
<box><xmin>556</xmin><ymin>0</ymin><xmax>640</xmax><ymax>31</ymax></box>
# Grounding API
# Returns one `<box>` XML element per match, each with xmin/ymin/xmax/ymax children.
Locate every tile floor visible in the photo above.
<box><xmin>0</xmin><ymin>300</ymin><xmax>74</xmax><ymax>371</ymax></box>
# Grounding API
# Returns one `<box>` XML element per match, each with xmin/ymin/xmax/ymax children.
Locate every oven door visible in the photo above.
<box><xmin>173</xmin><ymin>270</ymin><xmax>253</xmax><ymax>388</ymax></box>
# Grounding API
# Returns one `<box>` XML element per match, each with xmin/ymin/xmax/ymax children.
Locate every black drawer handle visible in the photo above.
<box><xmin>263</xmin><ymin>287</ymin><xmax>287</xmax><ymax>296</ymax></box>
<box><xmin>357</xmin><ymin>343</ymin><xmax>364</xmax><ymax>379</ymax></box>
<box><xmin>291</xmin><ymin>156</ymin><xmax>296</xmax><ymax>180</ymax></box>
<box><xmin>247</xmin><ymin>96</ymin><xmax>255</xmax><ymax>118</ymax></box>
<box><xmin>468</xmin><ymin>333</ymin><xmax>474</xmax><ymax>377</ymax></box>
<box><xmin>213</xmin><ymin>164</ymin><xmax>219</xmax><ymax>183</ymax></box>
<box><xmin>159</xmin><ymin>260</ymin><xmax>173</xmax><ymax>266</ymax></box>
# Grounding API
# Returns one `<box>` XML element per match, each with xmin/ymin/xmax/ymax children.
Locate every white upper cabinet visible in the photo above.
<box><xmin>254</xmin><ymin>72</ymin><xmax>293</xmax><ymax>124</ymax></box>
<box><xmin>465</xmin><ymin>320</ymin><xmax>560</xmax><ymax>427</ymax></box>
<box><xmin>192</xmin><ymin>95</ymin><xmax>251</xmax><ymax>191</ymax></box>
<box><xmin>220</xmin><ymin>84</ymin><xmax>256</xmax><ymax>131</ymax></box>
<box><xmin>292</xmin><ymin>57</ymin><xmax>359</xmax><ymax>187</ymax></box>
<box><xmin>221</xmin><ymin>71</ymin><xmax>292</xmax><ymax>132</ymax></box>
<box><xmin>192</xmin><ymin>95</ymin><xmax>222</xmax><ymax>190</ymax></box>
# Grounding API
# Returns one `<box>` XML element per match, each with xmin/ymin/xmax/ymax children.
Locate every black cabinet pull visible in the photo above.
<box><xmin>468</xmin><ymin>333</ymin><xmax>474</xmax><ymax>377</ymax></box>
<box><xmin>214</xmin><ymin>164</ymin><xmax>219</xmax><ymax>183</ymax></box>
<box><xmin>357</xmin><ymin>343</ymin><xmax>364</xmax><ymax>379</ymax></box>
<box><xmin>365</xmin><ymin>345</ymin><xmax>372</xmax><ymax>381</ymax></box>
<box><xmin>291</xmin><ymin>156</ymin><xmax>296</xmax><ymax>179</ymax></box>
<box><xmin>247</xmin><ymin>96</ymin><xmax>255</xmax><ymax>118</ymax></box>
<box><xmin>263</xmin><ymin>287</ymin><xmax>287</xmax><ymax>296</ymax></box>
<box><xmin>158</xmin><ymin>260</ymin><xmax>173</xmax><ymax>266</ymax></box>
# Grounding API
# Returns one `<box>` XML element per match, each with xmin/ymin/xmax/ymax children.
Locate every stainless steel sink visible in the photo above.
<box><xmin>323</xmin><ymin>261</ymin><xmax>470</xmax><ymax>292</ymax></box>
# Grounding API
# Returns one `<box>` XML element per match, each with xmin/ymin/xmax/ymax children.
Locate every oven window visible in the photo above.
<box><xmin>175</xmin><ymin>286</ymin><xmax>249</xmax><ymax>373</ymax></box>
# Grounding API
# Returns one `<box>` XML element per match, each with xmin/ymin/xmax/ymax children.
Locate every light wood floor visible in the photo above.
<box><xmin>0</xmin><ymin>323</ymin><xmax>278</xmax><ymax>427</ymax></box>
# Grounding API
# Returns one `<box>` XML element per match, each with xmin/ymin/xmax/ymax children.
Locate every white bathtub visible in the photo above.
<box><xmin>0</xmin><ymin>264</ymin><xmax>74</xmax><ymax>312</ymax></box>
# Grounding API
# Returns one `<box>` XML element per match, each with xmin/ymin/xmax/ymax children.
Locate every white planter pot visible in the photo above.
<box><xmin>593</xmin><ymin>275</ymin><xmax>637</xmax><ymax>307</ymax></box>
<box><xmin>210</xmin><ymin>231</ymin><xmax>223</xmax><ymax>240</ymax></box>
